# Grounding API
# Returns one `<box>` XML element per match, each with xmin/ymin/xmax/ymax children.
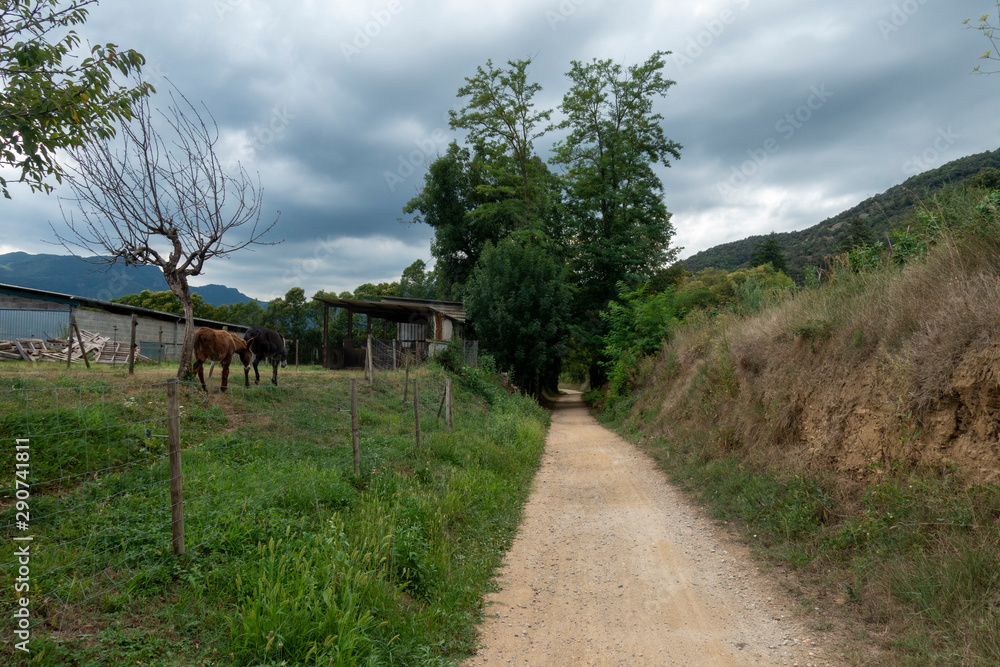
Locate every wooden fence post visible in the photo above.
<box><xmin>351</xmin><ymin>379</ymin><xmax>360</xmax><ymax>475</ymax></box>
<box><xmin>128</xmin><ymin>314</ymin><xmax>137</xmax><ymax>375</ymax></box>
<box><xmin>403</xmin><ymin>353</ymin><xmax>410</xmax><ymax>405</ymax></box>
<box><xmin>158</xmin><ymin>328</ymin><xmax>163</xmax><ymax>365</ymax></box>
<box><xmin>167</xmin><ymin>379</ymin><xmax>185</xmax><ymax>556</ymax></box>
<box><xmin>413</xmin><ymin>378</ymin><xmax>421</xmax><ymax>452</ymax></box>
<box><xmin>65</xmin><ymin>317</ymin><xmax>73</xmax><ymax>370</ymax></box>
<box><xmin>367</xmin><ymin>335</ymin><xmax>373</xmax><ymax>384</ymax></box>
<box><xmin>446</xmin><ymin>376</ymin><xmax>453</xmax><ymax>432</ymax></box>
<box><xmin>72</xmin><ymin>314</ymin><xmax>90</xmax><ymax>369</ymax></box>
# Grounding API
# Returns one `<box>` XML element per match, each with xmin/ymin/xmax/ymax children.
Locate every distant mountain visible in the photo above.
<box><xmin>0</xmin><ymin>252</ymin><xmax>259</xmax><ymax>306</ymax></box>
<box><xmin>188</xmin><ymin>284</ymin><xmax>260</xmax><ymax>307</ymax></box>
<box><xmin>678</xmin><ymin>147</ymin><xmax>1000</xmax><ymax>282</ymax></box>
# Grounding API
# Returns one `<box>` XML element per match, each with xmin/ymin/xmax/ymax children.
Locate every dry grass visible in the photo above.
<box><xmin>601</xmin><ymin>187</ymin><xmax>1000</xmax><ymax>665</ymax></box>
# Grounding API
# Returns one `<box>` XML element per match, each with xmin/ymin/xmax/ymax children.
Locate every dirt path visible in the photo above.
<box><xmin>463</xmin><ymin>392</ymin><xmax>842</xmax><ymax>667</ymax></box>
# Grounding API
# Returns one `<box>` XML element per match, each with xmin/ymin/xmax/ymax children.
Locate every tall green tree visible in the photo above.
<box><xmin>551</xmin><ymin>51</ymin><xmax>683</xmax><ymax>311</ymax></box>
<box><xmin>0</xmin><ymin>0</ymin><xmax>152</xmax><ymax>198</ymax></box>
<box><xmin>838</xmin><ymin>216</ymin><xmax>873</xmax><ymax>253</ymax></box>
<box><xmin>213</xmin><ymin>299</ymin><xmax>265</xmax><ymax>328</ymax></box>
<box><xmin>465</xmin><ymin>240</ymin><xmax>571</xmax><ymax>397</ymax></box>
<box><xmin>750</xmin><ymin>232</ymin><xmax>788</xmax><ymax>273</ymax></box>
<box><xmin>111</xmin><ymin>289</ymin><xmax>212</xmax><ymax>317</ymax></box>
<box><xmin>403</xmin><ymin>142</ymin><xmax>474</xmax><ymax>298</ymax></box>
<box><xmin>397</xmin><ymin>259</ymin><xmax>437</xmax><ymax>299</ymax></box>
<box><xmin>264</xmin><ymin>287</ymin><xmax>310</xmax><ymax>340</ymax></box>
<box><xmin>449</xmin><ymin>57</ymin><xmax>553</xmax><ymax>212</ymax></box>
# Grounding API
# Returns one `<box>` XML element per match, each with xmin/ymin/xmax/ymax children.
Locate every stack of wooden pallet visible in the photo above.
<box><xmin>0</xmin><ymin>330</ymin><xmax>152</xmax><ymax>364</ymax></box>
<box><xmin>0</xmin><ymin>338</ymin><xmax>57</xmax><ymax>362</ymax></box>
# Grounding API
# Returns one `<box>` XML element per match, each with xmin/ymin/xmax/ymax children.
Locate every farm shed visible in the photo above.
<box><xmin>313</xmin><ymin>295</ymin><xmax>466</xmax><ymax>369</ymax></box>
<box><xmin>0</xmin><ymin>282</ymin><xmax>248</xmax><ymax>362</ymax></box>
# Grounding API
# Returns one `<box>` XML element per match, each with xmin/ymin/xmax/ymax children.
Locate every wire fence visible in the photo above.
<box><xmin>367</xmin><ymin>338</ymin><xmax>479</xmax><ymax>372</ymax></box>
<box><xmin>0</xmin><ymin>366</ymin><xmax>456</xmax><ymax>651</ymax></box>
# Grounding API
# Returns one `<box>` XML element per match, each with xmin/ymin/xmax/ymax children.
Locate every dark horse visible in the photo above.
<box><xmin>193</xmin><ymin>328</ymin><xmax>252</xmax><ymax>392</ymax></box>
<box><xmin>243</xmin><ymin>325</ymin><xmax>289</xmax><ymax>386</ymax></box>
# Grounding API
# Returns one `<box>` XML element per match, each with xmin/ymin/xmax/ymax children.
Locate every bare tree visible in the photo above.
<box><xmin>55</xmin><ymin>83</ymin><xmax>281</xmax><ymax>378</ymax></box>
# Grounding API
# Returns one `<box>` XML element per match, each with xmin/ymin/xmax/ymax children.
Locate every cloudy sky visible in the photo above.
<box><xmin>2</xmin><ymin>0</ymin><xmax>998</xmax><ymax>301</ymax></box>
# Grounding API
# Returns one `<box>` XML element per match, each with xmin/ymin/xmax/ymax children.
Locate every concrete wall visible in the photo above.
<box><xmin>72</xmin><ymin>309</ymin><xmax>185</xmax><ymax>361</ymax></box>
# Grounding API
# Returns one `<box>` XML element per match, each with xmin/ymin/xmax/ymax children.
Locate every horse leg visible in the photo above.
<box><xmin>271</xmin><ymin>358</ymin><xmax>279</xmax><ymax>386</ymax></box>
<box><xmin>221</xmin><ymin>360</ymin><xmax>230</xmax><ymax>392</ymax></box>
<box><xmin>244</xmin><ymin>362</ymin><xmax>251</xmax><ymax>387</ymax></box>
<box><xmin>194</xmin><ymin>360</ymin><xmax>207</xmax><ymax>392</ymax></box>
<box><xmin>252</xmin><ymin>356</ymin><xmax>261</xmax><ymax>385</ymax></box>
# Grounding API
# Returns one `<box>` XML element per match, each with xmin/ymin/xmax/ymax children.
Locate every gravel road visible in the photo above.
<box><xmin>463</xmin><ymin>391</ymin><xmax>842</xmax><ymax>667</ymax></box>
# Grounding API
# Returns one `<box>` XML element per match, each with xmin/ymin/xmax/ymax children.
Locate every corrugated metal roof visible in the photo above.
<box><xmin>312</xmin><ymin>295</ymin><xmax>466</xmax><ymax>324</ymax></box>
<box><xmin>0</xmin><ymin>282</ymin><xmax>250</xmax><ymax>331</ymax></box>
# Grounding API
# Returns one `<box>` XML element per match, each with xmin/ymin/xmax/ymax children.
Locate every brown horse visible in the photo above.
<box><xmin>193</xmin><ymin>328</ymin><xmax>252</xmax><ymax>392</ymax></box>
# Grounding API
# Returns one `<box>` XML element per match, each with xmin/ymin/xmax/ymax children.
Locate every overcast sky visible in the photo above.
<box><xmin>2</xmin><ymin>0</ymin><xmax>997</xmax><ymax>301</ymax></box>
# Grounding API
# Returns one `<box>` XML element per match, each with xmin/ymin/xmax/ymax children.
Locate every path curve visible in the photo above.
<box><xmin>463</xmin><ymin>392</ymin><xmax>840</xmax><ymax>666</ymax></box>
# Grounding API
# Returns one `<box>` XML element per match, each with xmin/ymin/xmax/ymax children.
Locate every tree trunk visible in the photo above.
<box><xmin>165</xmin><ymin>274</ymin><xmax>195</xmax><ymax>380</ymax></box>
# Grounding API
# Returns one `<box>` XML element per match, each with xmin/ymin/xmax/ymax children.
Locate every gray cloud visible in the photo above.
<box><xmin>2</xmin><ymin>0</ymin><xmax>997</xmax><ymax>300</ymax></box>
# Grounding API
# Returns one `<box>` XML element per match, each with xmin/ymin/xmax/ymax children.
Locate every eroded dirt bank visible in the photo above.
<box><xmin>463</xmin><ymin>392</ymin><xmax>842</xmax><ymax>667</ymax></box>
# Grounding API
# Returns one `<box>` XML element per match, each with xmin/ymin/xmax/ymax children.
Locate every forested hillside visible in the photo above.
<box><xmin>679</xmin><ymin>147</ymin><xmax>1000</xmax><ymax>281</ymax></box>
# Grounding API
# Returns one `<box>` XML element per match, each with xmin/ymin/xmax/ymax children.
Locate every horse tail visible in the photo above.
<box><xmin>193</xmin><ymin>330</ymin><xmax>205</xmax><ymax>360</ymax></box>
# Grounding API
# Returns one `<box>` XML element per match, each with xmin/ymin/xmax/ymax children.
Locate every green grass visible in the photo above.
<box><xmin>0</xmin><ymin>362</ymin><xmax>547</xmax><ymax>665</ymax></box>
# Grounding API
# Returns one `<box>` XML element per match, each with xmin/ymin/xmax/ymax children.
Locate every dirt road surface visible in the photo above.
<box><xmin>463</xmin><ymin>392</ymin><xmax>842</xmax><ymax>667</ymax></box>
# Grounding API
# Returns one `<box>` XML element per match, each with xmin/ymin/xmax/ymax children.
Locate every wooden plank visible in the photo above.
<box><xmin>13</xmin><ymin>340</ymin><xmax>33</xmax><ymax>362</ymax></box>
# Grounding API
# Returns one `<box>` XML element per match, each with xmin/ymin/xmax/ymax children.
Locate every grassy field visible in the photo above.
<box><xmin>0</xmin><ymin>360</ymin><xmax>548</xmax><ymax>665</ymax></box>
